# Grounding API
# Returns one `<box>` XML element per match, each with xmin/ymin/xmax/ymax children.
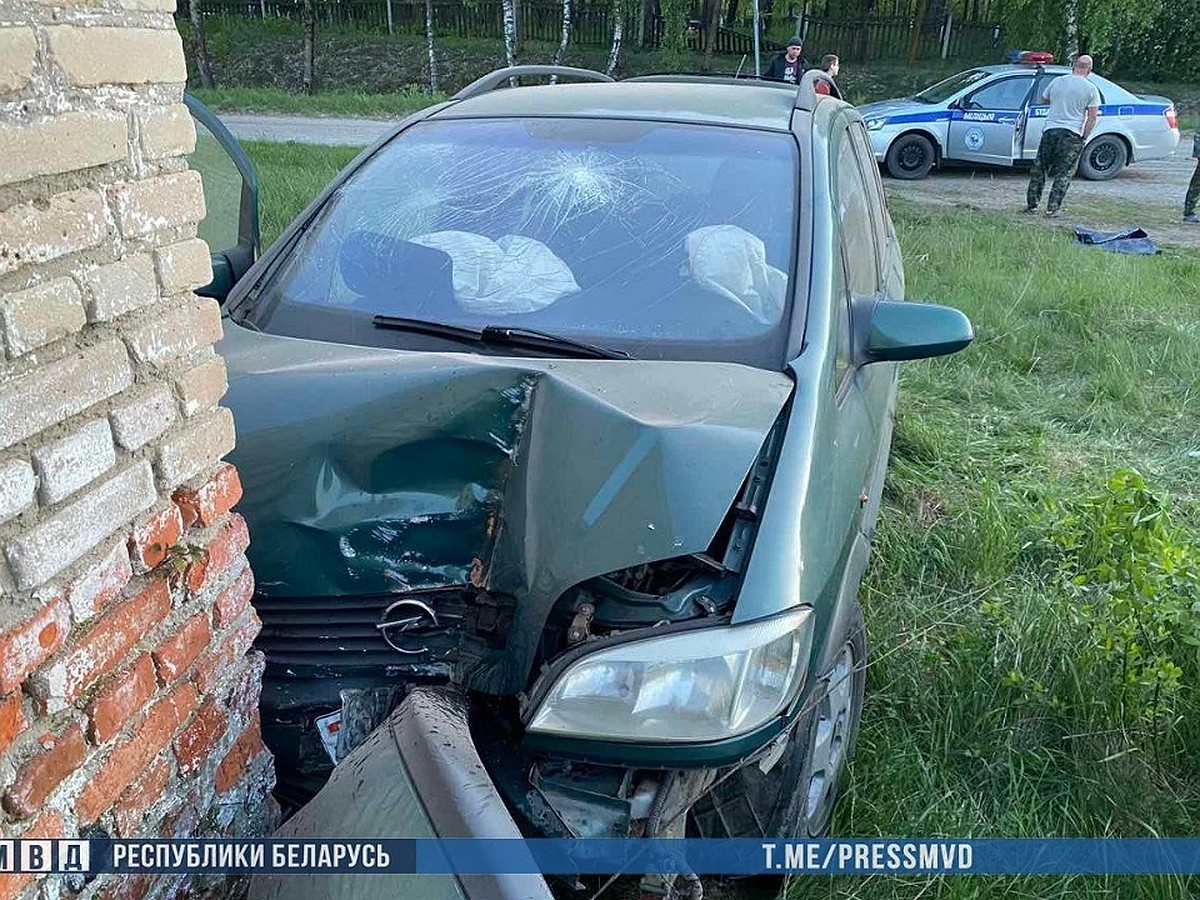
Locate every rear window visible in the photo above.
<box><xmin>915</xmin><ymin>69</ymin><xmax>989</xmax><ymax>103</ymax></box>
<box><xmin>239</xmin><ymin>118</ymin><xmax>800</xmax><ymax>367</ymax></box>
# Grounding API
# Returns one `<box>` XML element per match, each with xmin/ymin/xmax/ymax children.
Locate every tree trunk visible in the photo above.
<box><xmin>1063</xmin><ymin>0</ymin><xmax>1079</xmax><ymax>58</ymax></box>
<box><xmin>725</xmin><ymin>0</ymin><xmax>738</xmax><ymax>26</ymax></box>
<box><xmin>701</xmin><ymin>0</ymin><xmax>720</xmax><ymax>70</ymax></box>
<box><xmin>189</xmin><ymin>0</ymin><xmax>215</xmax><ymax>89</ymax></box>
<box><xmin>906</xmin><ymin>0</ymin><xmax>929</xmax><ymax>65</ymax></box>
<box><xmin>553</xmin><ymin>0</ymin><xmax>572</xmax><ymax>64</ymax></box>
<box><xmin>502</xmin><ymin>0</ymin><xmax>518</xmax><ymax>66</ymax></box>
<box><xmin>301</xmin><ymin>0</ymin><xmax>316</xmax><ymax>94</ymax></box>
<box><xmin>425</xmin><ymin>0</ymin><xmax>439</xmax><ymax>94</ymax></box>
<box><xmin>607</xmin><ymin>0</ymin><xmax>624</xmax><ymax>73</ymax></box>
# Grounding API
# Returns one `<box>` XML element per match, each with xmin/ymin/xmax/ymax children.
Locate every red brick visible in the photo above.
<box><xmin>0</xmin><ymin>598</ymin><xmax>70</xmax><ymax>694</ymax></box>
<box><xmin>0</xmin><ymin>693</ymin><xmax>25</xmax><ymax>755</ymax></box>
<box><xmin>185</xmin><ymin>514</ymin><xmax>249</xmax><ymax>595</ymax></box>
<box><xmin>173</xmin><ymin>699</ymin><xmax>227</xmax><ymax>775</ymax></box>
<box><xmin>28</xmin><ymin>579</ymin><xmax>171</xmax><ymax>713</ymax></box>
<box><xmin>213</xmin><ymin>565</ymin><xmax>254</xmax><ymax>630</ymax></box>
<box><xmin>215</xmin><ymin>711</ymin><xmax>264</xmax><ymax>795</ymax></box>
<box><xmin>111</xmin><ymin>754</ymin><xmax>172</xmax><ymax>837</ymax></box>
<box><xmin>65</xmin><ymin>542</ymin><xmax>133</xmax><ymax>624</ymax></box>
<box><xmin>129</xmin><ymin>504</ymin><xmax>184</xmax><ymax>573</ymax></box>
<box><xmin>0</xmin><ymin>811</ymin><xmax>64</xmax><ymax>898</ymax></box>
<box><xmin>173</xmin><ymin>463</ymin><xmax>243</xmax><ymax>529</ymax></box>
<box><xmin>195</xmin><ymin>608</ymin><xmax>261</xmax><ymax>695</ymax></box>
<box><xmin>152</xmin><ymin>613</ymin><xmax>210</xmax><ymax>685</ymax></box>
<box><xmin>3</xmin><ymin>723</ymin><xmax>86</xmax><ymax>817</ymax></box>
<box><xmin>77</xmin><ymin>683</ymin><xmax>198</xmax><ymax>823</ymax></box>
<box><xmin>87</xmin><ymin>654</ymin><xmax>156</xmax><ymax>744</ymax></box>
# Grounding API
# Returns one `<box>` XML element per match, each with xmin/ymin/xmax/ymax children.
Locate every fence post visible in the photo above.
<box><xmin>940</xmin><ymin>10</ymin><xmax>951</xmax><ymax>58</ymax></box>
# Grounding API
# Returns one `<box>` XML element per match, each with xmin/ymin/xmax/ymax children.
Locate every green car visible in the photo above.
<box><xmin>187</xmin><ymin>66</ymin><xmax>972</xmax><ymax>900</ymax></box>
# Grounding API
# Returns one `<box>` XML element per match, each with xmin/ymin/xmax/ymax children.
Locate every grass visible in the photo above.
<box><xmin>238</xmin><ymin>142</ymin><xmax>1200</xmax><ymax>898</ymax></box>
<box><xmin>191</xmin><ymin>86</ymin><xmax>445</xmax><ymax>118</ymax></box>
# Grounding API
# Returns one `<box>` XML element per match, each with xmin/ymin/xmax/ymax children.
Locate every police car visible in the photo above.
<box><xmin>860</xmin><ymin>53</ymin><xmax>1180</xmax><ymax>180</ymax></box>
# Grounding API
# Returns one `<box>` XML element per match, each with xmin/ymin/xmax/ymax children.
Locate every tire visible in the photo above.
<box><xmin>1077</xmin><ymin>134</ymin><xmax>1128</xmax><ymax>180</ymax></box>
<box><xmin>691</xmin><ymin>603</ymin><xmax>867</xmax><ymax>839</ymax></box>
<box><xmin>885</xmin><ymin>134</ymin><xmax>936</xmax><ymax>180</ymax></box>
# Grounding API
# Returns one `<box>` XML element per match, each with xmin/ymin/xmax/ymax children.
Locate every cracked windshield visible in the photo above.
<box><xmin>246</xmin><ymin>118</ymin><xmax>798</xmax><ymax>363</ymax></box>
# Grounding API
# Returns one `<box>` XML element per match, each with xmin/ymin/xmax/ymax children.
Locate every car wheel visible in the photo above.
<box><xmin>1078</xmin><ymin>134</ymin><xmax>1128</xmax><ymax>180</ymax></box>
<box><xmin>690</xmin><ymin>603</ymin><xmax>867</xmax><ymax>838</ymax></box>
<box><xmin>885</xmin><ymin>134</ymin><xmax>936</xmax><ymax>179</ymax></box>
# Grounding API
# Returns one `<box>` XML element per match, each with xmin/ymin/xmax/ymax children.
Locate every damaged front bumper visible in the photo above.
<box><xmin>248</xmin><ymin>686</ymin><xmax>554</xmax><ymax>900</ymax></box>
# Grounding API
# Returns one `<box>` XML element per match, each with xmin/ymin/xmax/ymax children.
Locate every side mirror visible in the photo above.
<box><xmin>184</xmin><ymin>94</ymin><xmax>261</xmax><ymax>302</ymax></box>
<box><xmin>859</xmin><ymin>300</ymin><xmax>973</xmax><ymax>364</ymax></box>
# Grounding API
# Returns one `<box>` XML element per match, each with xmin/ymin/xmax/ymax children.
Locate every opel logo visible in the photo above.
<box><xmin>376</xmin><ymin>598</ymin><xmax>440</xmax><ymax>655</ymax></box>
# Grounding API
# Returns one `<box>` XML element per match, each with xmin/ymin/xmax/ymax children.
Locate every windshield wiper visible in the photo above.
<box><xmin>479</xmin><ymin>326</ymin><xmax>630</xmax><ymax>360</ymax></box>
<box><xmin>372</xmin><ymin>316</ymin><xmax>629</xmax><ymax>360</ymax></box>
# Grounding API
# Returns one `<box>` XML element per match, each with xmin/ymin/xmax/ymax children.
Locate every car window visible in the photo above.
<box><xmin>832</xmin><ymin>247</ymin><xmax>852</xmax><ymax>393</ymax></box>
<box><xmin>190</xmin><ymin>117</ymin><xmax>243</xmax><ymax>253</ymax></box>
<box><xmin>848</xmin><ymin>121</ymin><xmax>888</xmax><ymax>258</ymax></box>
<box><xmin>1032</xmin><ymin>73</ymin><xmax>1059</xmax><ymax>104</ymax></box>
<box><xmin>834</xmin><ymin>130</ymin><xmax>879</xmax><ymax>298</ymax></box>
<box><xmin>915</xmin><ymin>69</ymin><xmax>990</xmax><ymax>104</ymax></box>
<box><xmin>1089</xmin><ymin>74</ymin><xmax>1127</xmax><ymax>103</ymax></box>
<box><xmin>965</xmin><ymin>75</ymin><xmax>1033</xmax><ymax>110</ymax></box>
<box><xmin>242</xmin><ymin>118</ymin><xmax>799</xmax><ymax>367</ymax></box>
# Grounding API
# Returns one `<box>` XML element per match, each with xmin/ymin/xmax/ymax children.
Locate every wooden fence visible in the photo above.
<box><xmin>798</xmin><ymin>14</ymin><xmax>1001</xmax><ymax>61</ymax></box>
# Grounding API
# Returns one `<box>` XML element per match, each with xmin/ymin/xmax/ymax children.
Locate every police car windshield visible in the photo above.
<box><xmin>915</xmin><ymin>69</ymin><xmax>989</xmax><ymax>103</ymax></box>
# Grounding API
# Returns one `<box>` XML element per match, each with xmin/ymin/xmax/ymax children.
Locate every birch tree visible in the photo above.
<box><xmin>189</xmin><ymin>0</ymin><xmax>215</xmax><ymax>89</ymax></box>
<box><xmin>502</xmin><ymin>0</ymin><xmax>519</xmax><ymax>67</ymax></box>
<box><xmin>425</xmin><ymin>0</ymin><xmax>439</xmax><ymax>94</ymax></box>
<box><xmin>553</xmin><ymin>0</ymin><xmax>572</xmax><ymax>66</ymax></box>
<box><xmin>301</xmin><ymin>0</ymin><xmax>316</xmax><ymax>94</ymax></box>
<box><xmin>606</xmin><ymin>0</ymin><xmax>624</xmax><ymax>74</ymax></box>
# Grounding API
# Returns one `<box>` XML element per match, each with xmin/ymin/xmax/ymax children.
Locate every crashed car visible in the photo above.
<box><xmin>185</xmin><ymin>67</ymin><xmax>972</xmax><ymax>898</ymax></box>
<box><xmin>860</xmin><ymin>59</ymin><xmax>1180</xmax><ymax>180</ymax></box>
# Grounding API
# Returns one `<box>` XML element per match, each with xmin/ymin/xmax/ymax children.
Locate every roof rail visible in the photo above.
<box><xmin>623</xmin><ymin>73</ymin><xmax>795</xmax><ymax>89</ymax></box>
<box><xmin>794</xmin><ymin>69</ymin><xmax>843</xmax><ymax>111</ymax></box>
<box><xmin>453</xmin><ymin>65</ymin><xmax>614</xmax><ymax>100</ymax></box>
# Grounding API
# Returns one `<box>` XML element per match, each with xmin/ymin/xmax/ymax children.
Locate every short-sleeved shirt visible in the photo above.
<box><xmin>1043</xmin><ymin>74</ymin><xmax>1102</xmax><ymax>136</ymax></box>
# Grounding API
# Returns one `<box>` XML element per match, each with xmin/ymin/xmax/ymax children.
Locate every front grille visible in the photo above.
<box><xmin>253</xmin><ymin>588</ymin><xmax>514</xmax><ymax>678</ymax></box>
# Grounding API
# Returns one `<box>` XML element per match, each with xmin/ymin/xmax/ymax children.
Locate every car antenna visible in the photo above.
<box><xmin>735</xmin><ymin>54</ymin><xmax>747</xmax><ymax>78</ymax></box>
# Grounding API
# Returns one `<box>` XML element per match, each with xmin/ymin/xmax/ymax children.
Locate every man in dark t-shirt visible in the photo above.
<box><xmin>766</xmin><ymin>37</ymin><xmax>808</xmax><ymax>84</ymax></box>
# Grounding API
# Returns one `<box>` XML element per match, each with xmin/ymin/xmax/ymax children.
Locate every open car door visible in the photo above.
<box><xmin>184</xmin><ymin>93</ymin><xmax>261</xmax><ymax>301</ymax></box>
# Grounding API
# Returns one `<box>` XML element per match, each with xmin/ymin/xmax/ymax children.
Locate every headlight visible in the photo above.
<box><xmin>527</xmin><ymin>607</ymin><xmax>814</xmax><ymax>743</ymax></box>
<box><xmin>865</xmin><ymin>118</ymin><xmax>887</xmax><ymax>131</ymax></box>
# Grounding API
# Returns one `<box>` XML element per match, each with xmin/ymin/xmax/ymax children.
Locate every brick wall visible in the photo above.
<box><xmin>0</xmin><ymin>0</ymin><xmax>277</xmax><ymax>896</ymax></box>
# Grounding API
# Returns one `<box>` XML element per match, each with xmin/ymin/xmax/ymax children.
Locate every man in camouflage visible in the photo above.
<box><xmin>1025</xmin><ymin>55</ymin><xmax>1101</xmax><ymax>218</ymax></box>
<box><xmin>1184</xmin><ymin>130</ymin><xmax>1199</xmax><ymax>224</ymax></box>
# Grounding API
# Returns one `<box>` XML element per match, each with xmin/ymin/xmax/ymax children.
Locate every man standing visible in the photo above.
<box><xmin>1184</xmin><ymin>130</ymin><xmax>1199</xmax><ymax>224</ymax></box>
<box><xmin>1024</xmin><ymin>54</ymin><xmax>1101</xmax><ymax>218</ymax></box>
<box><xmin>766</xmin><ymin>37</ymin><xmax>808</xmax><ymax>85</ymax></box>
<box><xmin>814</xmin><ymin>53</ymin><xmax>839</xmax><ymax>95</ymax></box>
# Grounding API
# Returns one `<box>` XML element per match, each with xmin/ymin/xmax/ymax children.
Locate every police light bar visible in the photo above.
<box><xmin>1017</xmin><ymin>50</ymin><xmax>1054</xmax><ymax>64</ymax></box>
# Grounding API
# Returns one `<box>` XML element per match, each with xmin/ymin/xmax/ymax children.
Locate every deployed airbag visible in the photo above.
<box><xmin>412</xmin><ymin>231</ymin><xmax>581</xmax><ymax>313</ymax></box>
<box><xmin>683</xmin><ymin>225</ymin><xmax>787</xmax><ymax>324</ymax></box>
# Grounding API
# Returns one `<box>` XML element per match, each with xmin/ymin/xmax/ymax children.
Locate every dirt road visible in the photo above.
<box><xmin>885</xmin><ymin>135</ymin><xmax>1200</xmax><ymax>250</ymax></box>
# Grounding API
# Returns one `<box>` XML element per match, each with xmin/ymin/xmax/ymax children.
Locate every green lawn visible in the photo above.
<box><xmin>241</xmin><ymin>142</ymin><xmax>1200</xmax><ymax>899</ymax></box>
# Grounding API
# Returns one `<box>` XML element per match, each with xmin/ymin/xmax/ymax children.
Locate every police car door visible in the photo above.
<box><xmin>946</xmin><ymin>73</ymin><xmax>1035</xmax><ymax>167</ymax></box>
<box><xmin>1016</xmin><ymin>70</ymin><xmax>1062</xmax><ymax>161</ymax></box>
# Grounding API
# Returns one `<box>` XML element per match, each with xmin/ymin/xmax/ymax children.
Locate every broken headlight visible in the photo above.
<box><xmin>527</xmin><ymin>607</ymin><xmax>813</xmax><ymax>743</ymax></box>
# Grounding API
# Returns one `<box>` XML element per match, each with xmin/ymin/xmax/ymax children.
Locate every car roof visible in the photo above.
<box><xmin>974</xmin><ymin>63</ymin><xmax>1072</xmax><ymax>75</ymax></box>
<box><xmin>429</xmin><ymin>80</ymin><xmax>802</xmax><ymax>132</ymax></box>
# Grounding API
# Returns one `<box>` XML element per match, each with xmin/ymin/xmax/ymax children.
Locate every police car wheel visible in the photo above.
<box><xmin>886</xmin><ymin>134</ymin><xmax>936</xmax><ymax>179</ymax></box>
<box><xmin>1078</xmin><ymin>135</ymin><xmax>1128</xmax><ymax>181</ymax></box>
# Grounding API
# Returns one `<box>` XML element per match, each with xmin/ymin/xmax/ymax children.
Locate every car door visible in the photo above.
<box><xmin>1016</xmin><ymin>70</ymin><xmax>1063</xmax><ymax>161</ymax></box>
<box><xmin>183</xmin><ymin>94</ymin><xmax>261</xmax><ymax>300</ymax></box>
<box><xmin>946</xmin><ymin>73</ymin><xmax>1035</xmax><ymax>167</ymax></box>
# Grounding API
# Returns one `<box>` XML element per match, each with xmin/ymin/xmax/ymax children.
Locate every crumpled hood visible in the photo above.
<box><xmin>220</xmin><ymin>321</ymin><xmax>794</xmax><ymax>692</ymax></box>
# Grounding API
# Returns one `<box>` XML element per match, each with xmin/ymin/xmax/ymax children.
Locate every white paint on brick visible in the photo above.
<box><xmin>3</xmin><ymin>461</ymin><xmax>156</xmax><ymax>590</ymax></box>
<box><xmin>177</xmin><ymin>357</ymin><xmax>228</xmax><ymax>416</ymax></box>
<box><xmin>137</xmin><ymin>104</ymin><xmax>196</xmax><ymax>159</ymax></box>
<box><xmin>0</xmin><ymin>277</ymin><xmax>87</xmax><ymax>357</ymax></box>
<box><xmin>0</xmin><ymin>189</ymin><xmax>109</xmax><ymax>278</ymax></box>
<box><xmin>124</xmin><ymin>297</ymin><xmax>222</xmax><ymax>364</ymax></box>
<box><xmin>108</xmin><ymin>384</ymin><xmax>175</xmax><ymax>451</ymax></box>
<box><xmin>0</xmin><ymin>27</ymin><xmax>37</xmax><ymax>96</ymax></box>
<box><xmin>46</xmin><ymin>27</ymin><xmax>187</xmax><ymax>87</ymax></box>
<box><xmin>65</xmin><ymin>539</ymin><xmax>131</xmax><ymax>624</ymax></box>
<box><xmin>108</xmin><ymin>171</ymin><xmax>206</xmax><ymax>239</ymax></box>
<box><xmin>155</xmin><ymin>239</ymin><xmax>212</xmax><ymax>294</ymax></box>
<box><xmin>0</xmin><ymin>111</ymin><xmax>129</xmax><ymax>189</ymax></box>
<box><xmin>0</xmin><ymin>458</ymin><xmax>36</xmax><ymax>525</ymax></box>
<box><xmin>156</xmin><ymin>407</ymin><xmax>236</xmax><ymax>488</ymax></box>
<box><xmin>83</xmin><ymin>254</ymin><xmax>158</xmax><ymax>323</ymax></box>
<box><xmin>0</xmin><ymin>340</ymin><xmax>133</xmax><ymax>450</ymax></box>
<box><xmin>32</xmin><ymin>418</ymin><xmax>117</xmax><ymax>505</ymax></box>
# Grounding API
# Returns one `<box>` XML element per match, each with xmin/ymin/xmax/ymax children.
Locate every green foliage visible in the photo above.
<box><xmin>1041</xmin><ymin>469</ymin><xmax>1200</xmax><ymax>730</ymax></box>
